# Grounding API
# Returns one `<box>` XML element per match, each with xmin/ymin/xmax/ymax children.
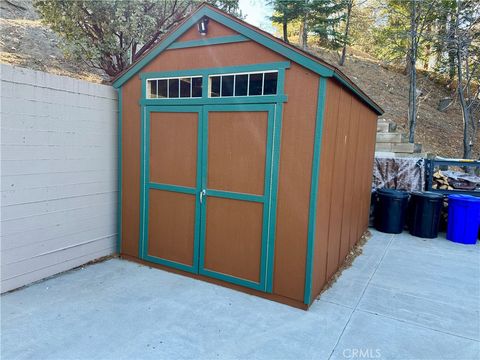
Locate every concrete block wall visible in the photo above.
<box><xmin>1</xmin><ymin>64</ymin><xmax>118</xmax><ymax>293</ymax></box>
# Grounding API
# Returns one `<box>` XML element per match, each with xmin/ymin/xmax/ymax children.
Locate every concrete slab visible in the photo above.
<box><xmin>2</xmin><ymin>230</ymin><xmax>479</xmax><ymax>360</ymax></box>
<box><xmin>330</xmin><ymin>310</ymin><xmax>480</xmax><ymax>360</ymax></box>
<box><xmin>358</xmin><ymin>284</ymin><xmax>480</xmax><ymax>340</ymax></box>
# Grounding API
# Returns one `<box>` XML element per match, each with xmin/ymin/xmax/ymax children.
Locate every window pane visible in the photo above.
<box><xmin>249</xmin><ymin>73</ymin><xmax>263</xmax><ymax>96</ymax></box>
<box><xmin>221</xmin><ymin>75</ymin><xmax>234</xmax><ymax>97</ymax></box>
<box><xmin>192</xmin><ymin>77</ymin><xmax>202</xmax><ymax>97</ymax></box>
<box><xmin>180</xmin><ymin>78</ymin><xmax>191</xmax><ymax>98</ymax></box>
<box><xmin>234</xmin><ymin>74</ymin><xmax>248</xmax><ymax>96</ymax></box>
<box><xmin>263</xmin><ymin>72</ymin><xmax>278</xmax><ymax>95</ymax></box>
<box><xmin>149</xmin><ymin>80</ymin><xmax>157</xmax><ymax>98</ymax></box>
<box><xmin>168</xmin><ymin>78</ymin><xmax>179</xmax><ymax>98</ymax></box>
<box><xmin>158</xmin><ymin>79</ymin><xmax>167</xmax><ymax>98</ymax></box>
<box><xmin>210</xmin><ymin>76</ymin><xmax>221</xmax><ymax>97</ymax></box>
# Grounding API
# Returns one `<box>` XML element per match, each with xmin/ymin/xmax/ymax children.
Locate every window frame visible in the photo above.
<box><xmin>139</xmin><ymin>61</ymin><xmax>290</xmax><ymax>105</ymax></box>
<box><xmin>146</xmin><ymin>75</ymin><xmax>203</xmax><ymax>99</ymax></box>
<box><xmin>207</xmin><ymin>70</ymin><xmax>278</xmax><ymax>99</ymax></box>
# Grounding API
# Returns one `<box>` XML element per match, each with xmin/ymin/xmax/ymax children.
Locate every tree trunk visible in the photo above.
<box><xmin>448</xmin><ymin>16</ymin><xmax>456</xmax><ymax>81</ymax></box>
<box><xmin>300</xmin><ymin>0</ymin><xmax>308</xmax><ymax>49</ymax></box>
<box><xmin>283</xmin><ymin>18</ymin><xmax>289</xmax><ymax>43</ymax></box>
<box><xmin>339</xmin><ymin>0</ymin><xmax>353</xmax><ymax>66</ymax></box>
<box><xmin>408</xmin><ymin>0</ymin><xmax>418</xmax><ymax>143</ymax></box>
<box><xmin>454</xmin><ymin>0</ymin><xmax>472</xmax><ymax>159</ymax></box>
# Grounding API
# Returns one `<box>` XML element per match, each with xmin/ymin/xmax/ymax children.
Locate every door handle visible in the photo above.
<box><xmin>199</xmin><ymin>189</ymin><xmax>206</xmax><ymax>204</ymax></box>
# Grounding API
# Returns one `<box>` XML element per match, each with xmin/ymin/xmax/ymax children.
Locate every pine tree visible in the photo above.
<box><xmin>309</xmin><ymin>0</ymin><xmax>347</xmax><ymax>50</ymax></box>
<box><xmin>269</xmin><ymin>0</ymin><xmax>305</xmax><ymax>43</ymax></box>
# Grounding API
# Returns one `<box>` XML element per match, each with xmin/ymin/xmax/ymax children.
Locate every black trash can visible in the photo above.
<box><xmin>374</xmin><ymin>188</ymin><xmax>409</xmax><ymax>234</ymax></box>
<box><xmin>408</xmin><ymin>191</ymin><xmax>444</xmax><ymax>239</ymax></box>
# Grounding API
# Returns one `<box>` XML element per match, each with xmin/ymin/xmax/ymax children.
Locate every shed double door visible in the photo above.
<box><xmin>142</xmin><ymin>104</ymin><xmax>275</xmax><ymax>291</ymax></box>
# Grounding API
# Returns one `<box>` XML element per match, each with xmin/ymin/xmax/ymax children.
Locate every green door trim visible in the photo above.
<box><xmin>198</xmin><ymin>104</ymin><xmax>276</xmax><ymax>292</ymax></box>
<box><xmin>138</xmin><ymin>102</ymin><xmax>283</xmax><ymax>293</ymax></box>
<box><xmin>139</xmin><ymin>105</ymin><xmax>203</xmax><ymax>274</ymax></box>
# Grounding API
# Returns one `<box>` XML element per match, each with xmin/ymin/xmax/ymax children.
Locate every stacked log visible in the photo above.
<box><xmin>432</xmin><ymin>171</ymin><xmax>454</xmax><ymax>190</ymax></box>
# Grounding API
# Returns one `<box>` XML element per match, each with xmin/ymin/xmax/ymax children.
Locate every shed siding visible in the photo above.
<box><xmin>273</xmin><ymin>66</ymin><xmax>318</xmax><ymax>301</ymax></box>
<box><xmin>120</xmin><ymin>77</ymin><xmax>141</xmax><ymax>257</ymax></box>
<box><xmin>120</xmin><ymin>24</ymin><xmax>317</xmax><ymax>302</ymax></box>
<box><xmin>310</xmin><ymin>79</ymin><xmax>377</xmax><ymax>300</ymax></box>
<box><xmin>176</xmin><ymin>19</ymin><xmax>238</xmax><ymax>42</ymax></box>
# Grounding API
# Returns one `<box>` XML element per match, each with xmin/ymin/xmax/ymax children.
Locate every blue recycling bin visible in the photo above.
<box><xmin>447</xmin><ymin>195</ymin><xmax>480</xmax><ymax>245</ymax></box>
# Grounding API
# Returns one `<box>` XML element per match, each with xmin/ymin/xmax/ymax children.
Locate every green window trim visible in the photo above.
<box><xmin>140</xmin><ymin>62</ymin><xmax>290</xmax><ymax>106</ymax></box>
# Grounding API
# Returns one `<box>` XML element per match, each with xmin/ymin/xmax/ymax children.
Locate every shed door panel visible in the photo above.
<box><xmin>207</xmin><ymin>112</ymin><xmax>267</xmax><ymax>195</ymax></box>
<box><xmin>204</xmin><ymin>197</ymin><xmax>263</xmax><ymax>282</ymax></box>
<box><xmin>200</xmin><ymin>107</ymin><xmax>273</xmax><ymax>291</ymax></box>
<box><xmin>148</xmin><ymin>190</ymin><xmax>195</xmax><ymax>266</ymax></box>
<box><xmin>145</xmin><ymin>110</ymin><xmax>200</xmax><ymax>272</ymax></box>
<box><xmin>150</xmin><ymin>112</ymin><xmax>198</xmax><ymax>187</ymax></box>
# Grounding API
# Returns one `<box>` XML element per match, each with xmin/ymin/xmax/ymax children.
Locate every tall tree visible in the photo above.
<box><xmin>34</xmin><ymin>0</ymin><xmax>241</xmax><ymax>79</ymax></box>
<box><xmin>269</xmin><ymin>0</ymin><xmax>304</xmax><ymax>43</ymax></box>
<box><xmin>450</xmin><ymin>0</ymin><xmax>480</xmax><ymax>158</ymax></box>
<box><xmin>309</xmin><ymin>0</ymin><xmax>347</xmax><ymax>50</ymax></box>
<box><xmin>338</xmin><ymin>0</ymin><xmax>355</xmax><ymax>66</ymax></box>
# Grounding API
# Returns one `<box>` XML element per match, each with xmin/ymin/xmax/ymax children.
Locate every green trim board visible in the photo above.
<box><xmin>167</xmin><ymin>34</ymin><xmax>249</xmax><ymax>49</ymax></box>
<box><xmin>117</xmin><ymin>88</ymin><xmax>122</xmax><ymax>254</ymax></box>
<box><xmin>139</xmin><ymin>62</ymin><xmax>290</xmax><ymax>79</ymax></box>
<box><xmin>140</xmin><ymin>95</ymin><xmax>287</xmax><ymax>106</ymax></box>
<box><xmin>265</xmin><ymin>101</ymin><xmax>283</xmax><ymax>292</ymax></box>
<box><xmin>149</xmin><ymin>182</ymin><xmax>197</xmax><ymax>195</ymax></box>
<box><xmin>303</xmin><ymin>77</ymin><xmax>328</xmax><ymax>305</ymax></box>
<box><xmin>138</xmin><ymin>105</ymin><xmax>147</xmax><ymax>259</ymax></box>
<box><xmin>206</xmin><ymin>189</ymin><xmax>264</xmax><ymax>203</ymax></box>
<box><xmin>197</xmin><ymin>104</ymin><xmax>276</xmax><ymax>292</ymax></box>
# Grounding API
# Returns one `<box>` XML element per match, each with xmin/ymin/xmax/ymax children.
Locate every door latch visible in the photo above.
<box><xmin>199</xmin><ymin>189</ymin><xmax>206</xmax><ymax>204</ymax></box>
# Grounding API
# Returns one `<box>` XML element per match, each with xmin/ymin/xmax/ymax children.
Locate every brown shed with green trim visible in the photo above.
<box><xmin>113</xmin><ymin>3</ymin><xmax>383</xmax><ymax>309</ymax></box>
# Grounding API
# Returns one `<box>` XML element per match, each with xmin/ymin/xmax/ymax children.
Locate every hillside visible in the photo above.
<box><xmin>1</xmin><ymin>0</ymin><xmax>476</xmax><ymax>159</ymax></box>
<box><xmin>0</xmin><ymin>0</ymin><xmax>104</xmax><ymax>82</ymax></box>
<box><xmin>312</xmin><ymin>47</ymin><xmax>477</xmax><ymax>159</ymax></box>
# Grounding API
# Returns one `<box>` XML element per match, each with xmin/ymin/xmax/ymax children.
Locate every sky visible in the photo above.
<box><xmin>238</xmin><ymin>0</ymin><xmax>275</xmax><ymax>33</ymax></box>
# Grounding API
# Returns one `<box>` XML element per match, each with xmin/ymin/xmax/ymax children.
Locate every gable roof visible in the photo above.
<box><xmin>112</xmin><ymin>3</ymin><xmax>383</xmax><ymax>115</ymax></box>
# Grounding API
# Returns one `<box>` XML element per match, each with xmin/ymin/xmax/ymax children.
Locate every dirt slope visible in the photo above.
<box><xmin>1</xmin><ymin>0</ymin><xmax>475</xmax><ymax>158</ymax></box>
<box><xmin>0</xmin><ymin>0</ymin><xmax>104</xmax><ymax>82</ymax></box>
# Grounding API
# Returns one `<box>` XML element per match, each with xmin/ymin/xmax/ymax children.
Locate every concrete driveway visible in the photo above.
<box><xmin>2</xmin><ymin>230</ymin><xmax>479</xmax><ymax>360</ymax></box>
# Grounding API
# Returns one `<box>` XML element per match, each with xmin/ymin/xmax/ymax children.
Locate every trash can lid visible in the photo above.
<box><xmin>448</xmin><ymin>194</ymin><xmax>480</xmax><ymax>202</ymax></box>
<box><xmin>411</xmin><ymin>191</ymin><xmax>444</xmax><ymax>199</ymax></box>
<box><xmin>377</xmin><ymin>188</ymin><xmax>409</xmax><ymax>199</ymax></box>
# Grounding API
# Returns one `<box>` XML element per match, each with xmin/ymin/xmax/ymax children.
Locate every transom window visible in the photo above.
<box><xmin>147</xmin><ymin>76</ymin><xmax>202</xmax><ymax>99</ymax></box>
<box><xmin>209</xmin><ymin>71</ymin><xmax>278</xmax><ymax>98</ymax></box>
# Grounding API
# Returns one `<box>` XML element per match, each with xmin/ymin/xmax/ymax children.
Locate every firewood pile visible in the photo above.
<box><xmin>432</xmin><ymin>170</ymin><xmax>480</xmax><ymax>191</ymax></box>
<box><xmin>432</xmin><ymin>171</ymin><xmax>454</xmax><ymax>190</ymax></box>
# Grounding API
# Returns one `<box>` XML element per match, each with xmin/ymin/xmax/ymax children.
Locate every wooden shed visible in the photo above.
<box><xmin>113</xmin><ymin>3</ymin><xmax>383</xmax><ymax>309</ymax></box>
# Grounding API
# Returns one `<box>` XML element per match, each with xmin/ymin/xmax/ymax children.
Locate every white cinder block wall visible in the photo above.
<box><xmin>0</xmin><ymin>64</ymin><xmax>118</xmax><ymax>292</ymax></box>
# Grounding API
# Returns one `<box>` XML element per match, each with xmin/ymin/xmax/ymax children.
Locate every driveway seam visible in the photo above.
<box><xmin>355</xmin><ymin>307</ymin><xmax>480</xmax><ymax>342</ymax></box>
<box><xmin>327</xmin><ymin>232</ymin><xmax>395</xmax><ymax>360</ymax></box>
